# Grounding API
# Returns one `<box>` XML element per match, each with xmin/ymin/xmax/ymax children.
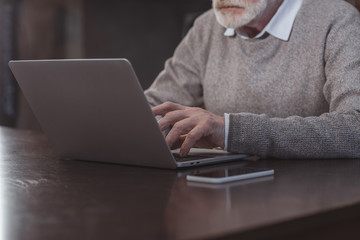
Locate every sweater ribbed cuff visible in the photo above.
<box><xmin>228</xmin><ymin>113</ymin><xmax>270</xmax><ymax>158</ymax></box>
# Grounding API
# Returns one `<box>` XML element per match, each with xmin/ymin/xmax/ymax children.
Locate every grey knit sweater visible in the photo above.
<box><xmin>145</xmin><ymin>0</ymin><xmax>360</xmax><ymax>159</ymax></box>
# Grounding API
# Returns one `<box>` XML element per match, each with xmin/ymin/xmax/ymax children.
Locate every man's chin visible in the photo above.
<box><xmin>216</xmin><ymin>16</ymin><xmax>247</xmax><ymax>29</ymax></box>
<box><xmin>214</xmin><ymin>9</ymin><xmax>254</xmax><ymax>29</ymax></box>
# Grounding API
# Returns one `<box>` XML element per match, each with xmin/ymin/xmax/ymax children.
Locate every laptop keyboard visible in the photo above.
<box><xmin>172</xmin><ymin>153</ymin><xmax>213</xmax><ymax>162</ymax></box>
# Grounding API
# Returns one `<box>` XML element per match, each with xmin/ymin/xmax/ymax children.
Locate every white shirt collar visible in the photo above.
<box><xmin>224</xmin><ymin>0</ymin><xmax>303</xmax><ymax>41</ymax></box>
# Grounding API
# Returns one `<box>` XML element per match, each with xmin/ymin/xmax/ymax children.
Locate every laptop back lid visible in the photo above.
<box><xmin>9</xmin><ymin>59</ymin><xmax>177</xmax><ymax>169</ymax></box>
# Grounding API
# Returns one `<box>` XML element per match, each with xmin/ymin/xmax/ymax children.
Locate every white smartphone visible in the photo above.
<box><xmin>186</xmin><ymin>167</ymin><xmax>274</xmax><ymax>184</ymax></box>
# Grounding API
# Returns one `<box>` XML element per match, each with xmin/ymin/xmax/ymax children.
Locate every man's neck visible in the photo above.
<box><xmin>238</xmin><ymin>0</ymin><xmax>284</xmax><ymax>38</ymax></box>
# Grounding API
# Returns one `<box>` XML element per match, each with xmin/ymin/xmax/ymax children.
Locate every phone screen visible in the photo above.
<box><xmin>187</xmin><ymin>167</ymin><xmax>274</xmax><ymax>183</ymax></box>
<box><xmin>193</xmin><ymin>167</ymin><xmax>272</xmax><ymax>178</ymax></box>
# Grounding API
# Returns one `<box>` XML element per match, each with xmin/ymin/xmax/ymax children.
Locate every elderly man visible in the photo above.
<box><xmin>145</xmin><ymin>0</ymin><xmax>360</xmax><ymax>159</ymax></box>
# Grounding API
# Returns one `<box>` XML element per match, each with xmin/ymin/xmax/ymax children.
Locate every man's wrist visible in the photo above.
<box><xmin>224</xmin><ymin>113</ymin><xmax>230</xmax><ymax>151</ymax></box>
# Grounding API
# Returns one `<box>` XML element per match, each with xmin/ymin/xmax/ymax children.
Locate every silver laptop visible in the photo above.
<box><xmin>9</xmin><ymin>59</ymin><xmax>248</xmax><ymax>169</ymax></box>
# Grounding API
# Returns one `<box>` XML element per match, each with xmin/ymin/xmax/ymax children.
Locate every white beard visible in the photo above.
<box><xmin>212</xmin><ymin>0</ymin><xmax>268</xmax><ymax>29</ymax></box>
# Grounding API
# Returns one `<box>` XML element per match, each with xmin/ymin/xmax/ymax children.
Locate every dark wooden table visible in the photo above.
<box><xmin>1</xmin><ymin>126</ymin><xmax>360</xmax><ymax>240</ymax></box>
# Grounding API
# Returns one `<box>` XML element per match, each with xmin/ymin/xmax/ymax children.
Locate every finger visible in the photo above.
<box><xmin>166</xmin><ymin>118</ymin><xmax>197</xmax><ymax>149</ymax></box>
<box><xmin>171</xmin><ymin>135</ymin><xmax>187</xmax><ymax>150</ymax></box>
<box><xmin>179</xmin><ymin>126</ymin><xmax>205</xmax><ymax>157</ymax></box>
<box><xmin>152</xmin><ymin>101</ymin><xmax>186</xmax><ymax>116</ymax></box>
<box><xmin>158</xmin><ymin>110</ymin><xmax>189</xmax><ymax>131</ymax></box>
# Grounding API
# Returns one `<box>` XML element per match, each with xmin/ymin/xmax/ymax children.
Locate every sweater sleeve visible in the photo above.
<box><xmin>227</xmin><ymin>6</ymin><xmax>360</xmax><ymax>159</ymax></box>
<box><xmin>144</xmin><ymin>13</ymin><xmax>210</xmax><ymax>108</ymax></box>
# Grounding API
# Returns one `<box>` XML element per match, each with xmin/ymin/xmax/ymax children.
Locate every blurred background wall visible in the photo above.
<box><xmin>0</xmin><ymin>0</ymin><xmax>359</xmax><ymax>131</ymax></box>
